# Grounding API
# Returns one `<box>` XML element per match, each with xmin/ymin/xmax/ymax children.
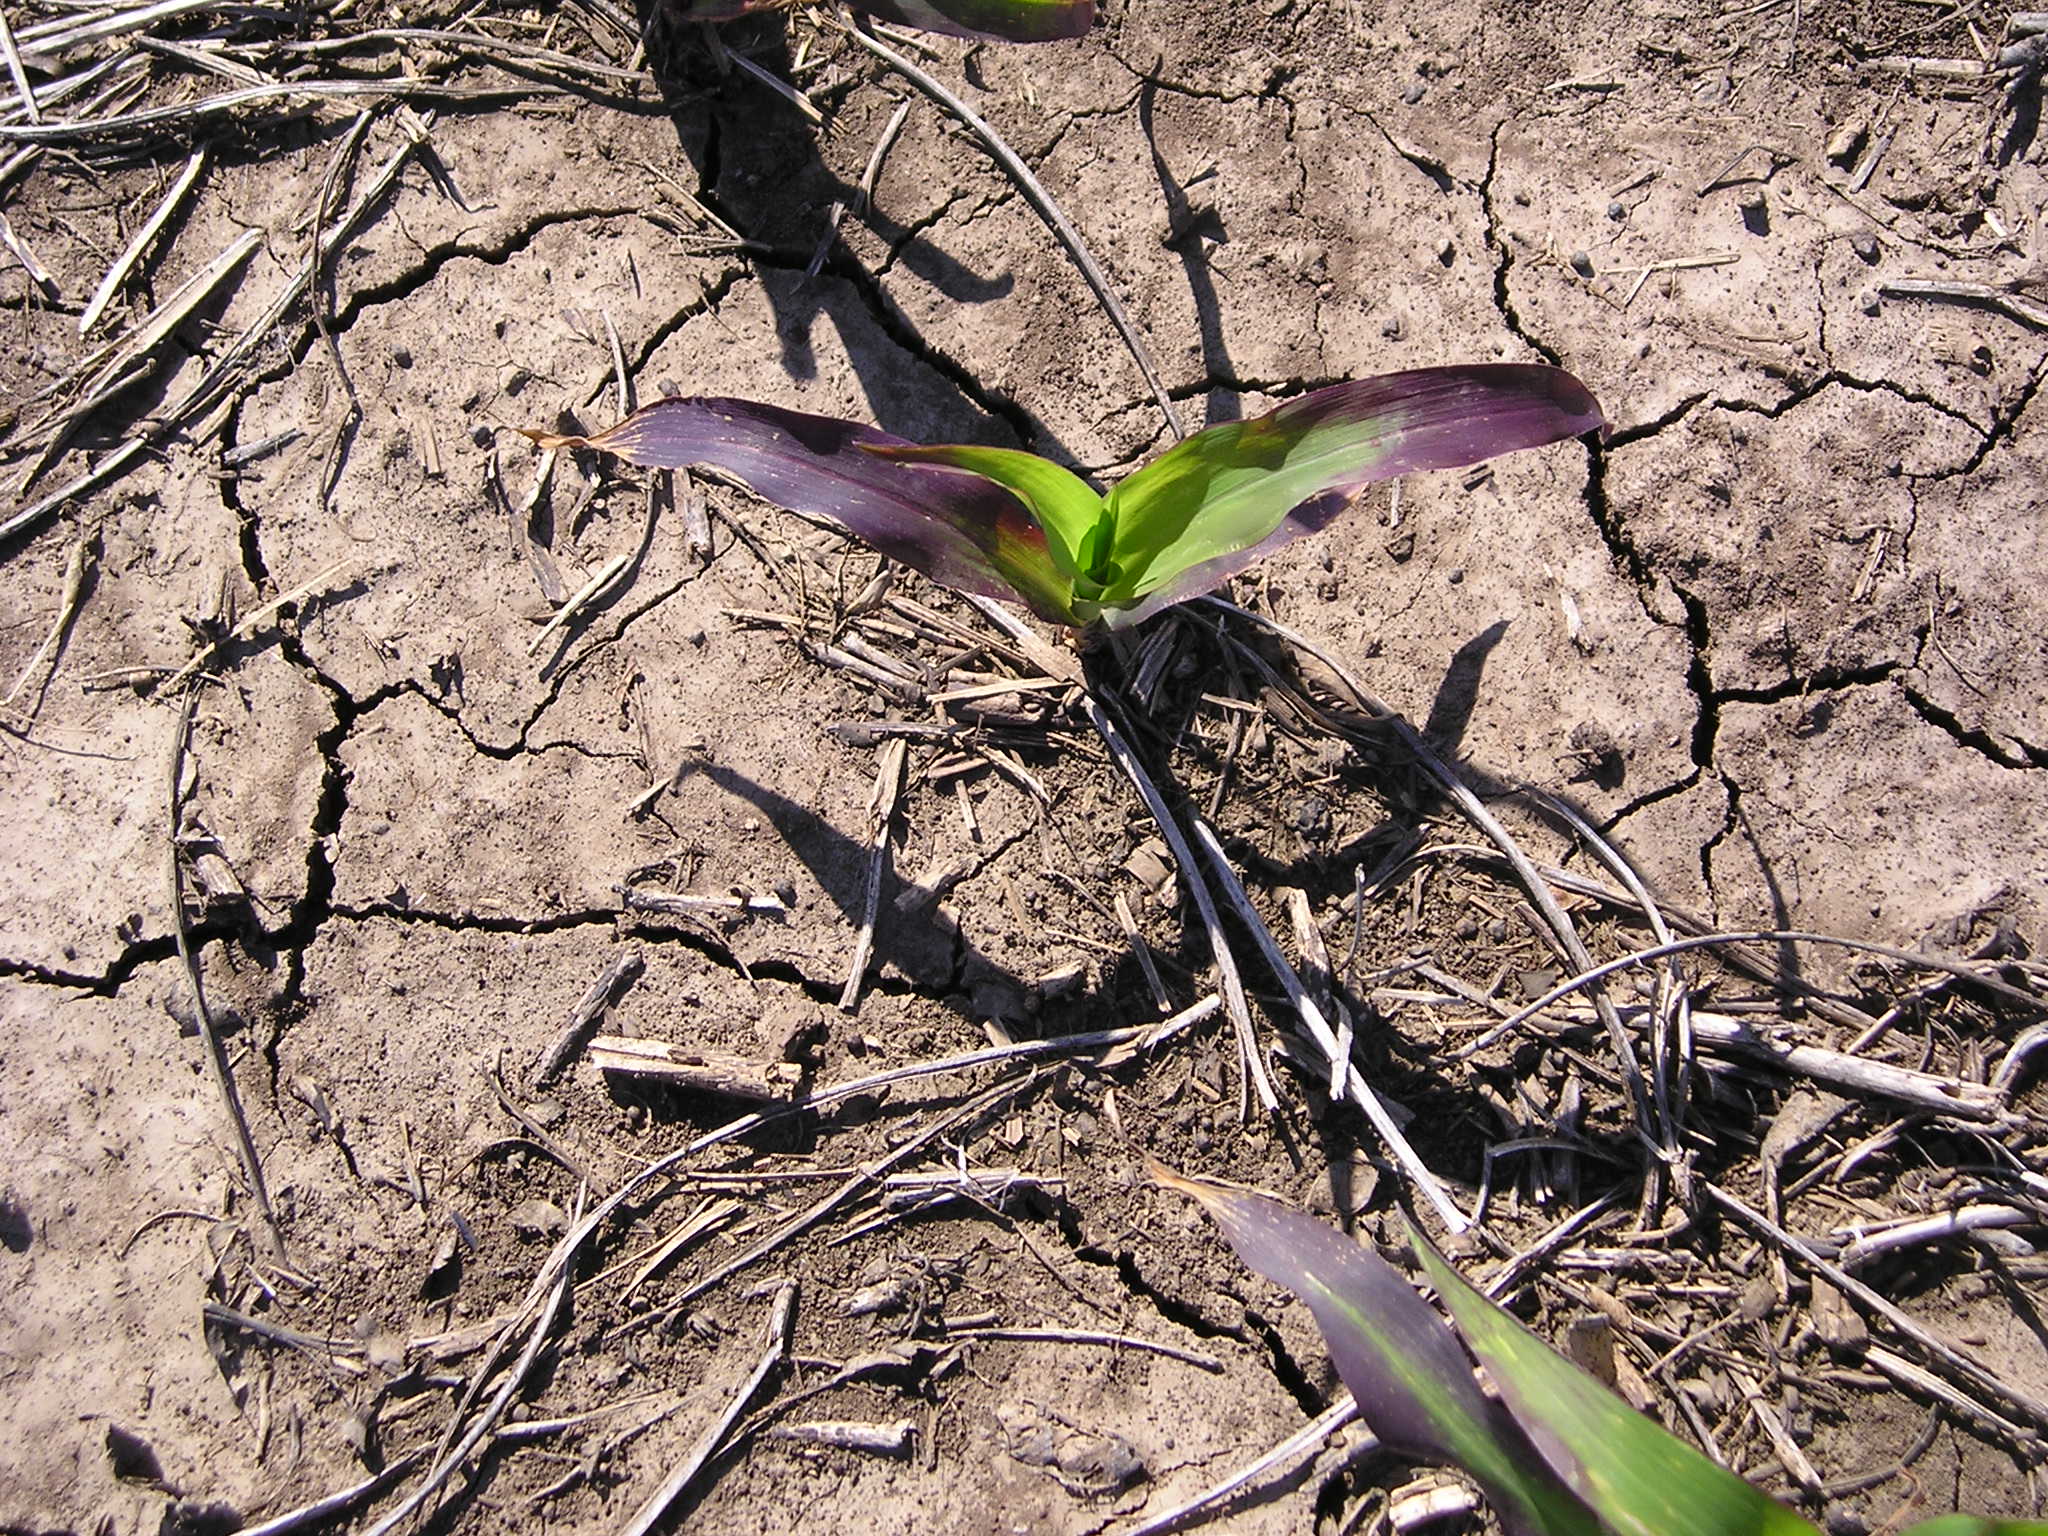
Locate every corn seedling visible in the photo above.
<box><xmin>1152</xmin><ymin>1163</ymin><xmax>2048</xmax><ymax>1536</ymax></box>
<box><xmin>524</xmin><ymin>365</ymin><xmax>1602</xmax><ymax>630</ymax></box>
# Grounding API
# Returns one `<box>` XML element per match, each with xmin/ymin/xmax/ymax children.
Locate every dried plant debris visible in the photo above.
<box><xmin>4</xmin><ymin>4</ymin><xmax>2048</xmax><ymax>1536</ymax></box>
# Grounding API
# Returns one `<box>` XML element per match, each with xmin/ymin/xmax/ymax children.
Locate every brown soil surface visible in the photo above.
<box><xmin>3</xmin><ymin>2</ymin><xmax>2047</xmax><ymax>1534</ymax></box>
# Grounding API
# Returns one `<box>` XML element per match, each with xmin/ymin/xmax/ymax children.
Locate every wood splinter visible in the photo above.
<box><xmin>588</xmin><ymin>1036</ymin><xmax>802</xmax><ymax>1101</ymax></box>
<box><xmin>531</xmin><ymin>950</ymin><xmax>643</xmax><ymax>1088</ymax></box>
<box><xmin>767</xmin><ymin>1419</ymin><xmax>916</xmax><ymax>1457</ymax></box>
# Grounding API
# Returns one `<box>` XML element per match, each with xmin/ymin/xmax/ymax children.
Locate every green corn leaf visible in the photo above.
<box><xmin>861</xmin><ymin>442</ymin><xmax>1110</xmax><ymax>587</ymax></box>
<box><xmin>1100</xmin><ymin>365</ymin><xmax>1604</xmax><ymax>604</ymax></box>
<box><xmin>1409</xmin><ymin>1232</ymin><xmax>1822</xmax><ymax>1536</ymax></box>
<box><xmin>1152</xmin><ymin>1163</ymin><xmax>1600</xmax><ymax>1536</ymax></box>
<box><xmin>1158</xmin><ymin>1169</ymin><xmax>2035</xmax><ymax>1536</ymax></box>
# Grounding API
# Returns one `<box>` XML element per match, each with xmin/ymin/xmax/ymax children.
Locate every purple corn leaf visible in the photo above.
<box><xmin>1150</xmin><ymin>1161</ymin><xmax>1599</xmax><ymax>1536</ymax></box>
<box><xmin>1100</xmin><ymin>364</ymin><xmax>1605</xmax><ymax>612</ymax></box>
<box><xmin>1900</xmin><ymin>1522</ymin><xmax>2048</xmax><ymax>1535</ymax></box>
<box><xmin>862</xmin><ymin>441</ymin><xmax>1108</xmax><ymax>583</ymax></box>
<box><xmin>522</xmin><ymin>397</ymin><xmax>1075</xmax><ymax>623</ymax></box>
<box><xmin>1408</xmin><ymin>1233</ymin><xmax>1823</xmax><ymax>1536</ymax></box>
<box><xmin>846</xmin><ymin>0</ymin><xmax>1094</xmax><ymax>39</ymax></box>
<box><xmin>674</xmin><ymin>0</ymin><xmax>1094</xmax><ymax>42</ymax></box>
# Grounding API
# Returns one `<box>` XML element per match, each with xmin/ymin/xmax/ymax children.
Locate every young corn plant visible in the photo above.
<box><xmin>1151</xmin><ymin>1162</ymin><xmax>2048</xmax><ymax>1536</ymax></box>
<box><xmin>524</xmin><ymin>364</ymin><xmax>1603</xmax><ymax>629</ymax></box>
<box><xmin>675</xmin><ymin>0</ymin><xmax>1095</xmax><ymax>43</ymax></box>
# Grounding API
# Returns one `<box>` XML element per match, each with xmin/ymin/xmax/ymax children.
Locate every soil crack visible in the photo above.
<box><xmin>330</xmin><ymin>205</ymin><xmax>650</xmax><ymax>333</ymax></box>
<box><xmin>517</xmin><ymin>568</ymin><xmax>712</xmax><ymax>747</ymax></box>
<box><xmin>1604</xmin><ymin>392</ymin><xmax>1710</xmax><ymax>448</ymax></box>
<box><xmin>264</xmin><ymin>632</ymin><xmax>376</xmax><ymax>1009</ymax></box>
<box><xmin>1698</xmin><ymin>770</ymin><xmax>1744</xmax><ymax>907</ymax></box>
<box><xmin>1241</xmin><ymin>1306</ymin><xmax>1327</xmax><ymax>1417</ymax></box>
<box><xmin>1897</xmin><ymin>683</ymin><xmax>2048</xmax><ymax>772</ymax></box>
<box><xmin>1710</xmin><ymin>370</ymin><xmax>1981</xmax><ymax>445</ymax></box>
<box><xmin>1341</xmin><ymin>102</ymin><xmax>1454</xmax><ymax>194</ymax></box>
<box><xmin>1922</xmin><ymin>355</ymin><xmax>2047</xmax><ymax>482</ymax></box>
<box><xmin>1711</xmin><ymin>659</ymin><xmax>1901</xmax><ymax>708</ymax></box>
<box><xmin>0</xmin><ymin>948</ymin><xmax>171</xmax><ymax>995</ymax></box>
<box><xmin>619</xmin><ymin>265</ymin><xmax>748</xmax><ymax>392</ymax></box>
<box><xmin>1477</xmin><ymin>118</ymin><xmax>1564</xmax><ymax>368</ymax></box>
<box><xmin>1052</xmin><ymin>1206</ymin><xmax>1248</xmax><ymax>1345</ymax></box>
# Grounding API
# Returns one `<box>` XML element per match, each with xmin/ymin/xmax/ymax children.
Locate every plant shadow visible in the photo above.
<box><xmin>632</xmin><ymin>7</ymin><xmax>1087</xmax><ymax>460</ymax></box>
<box><xmin>683</xmin><ymin>757</ymin><xmax>1161</xmax><ymax>1030</ymax></box>
<box><xmin>1138</xmin><ymin>74</ymin><xmax>1238</xmax><ymax>426</ymax></box>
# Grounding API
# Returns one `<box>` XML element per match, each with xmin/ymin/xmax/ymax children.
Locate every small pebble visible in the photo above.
<box><xmin>1292</xmin><ymin>796</ymin><xmax>1333</xmax><ymax>842</ymax></box>
<box><xmin>470</xmin><ymin>424</ymin><xmax>494</xmax><ymax>448</ymax></box>
<box><xmin>1435</xmin><ymin>236</ymin><xmax>1455</xmax><ymax>266</ymax></box>
<box><xmin>1737</xmin><ymin>188</ymin><xmax>1768</xmax><ymax>233</ymax></box>
<box><xmin>1446</xmin><ymin>567</ymin><xmax>1465</xmax><ymax>585</ymax></box>
<box><xmin>1569</xmin><ymin>250</ymin><xmax>1595</xmax><ymax>278</ymax></box>
<box><xmin>1403</xmin><ymin>80</ymin><xmax>1425</xmax><ymax>104</ymax></box>
<box><xmin>391</xmin><ymin>345</ymin><xmax>413</xmax><ymax>368</ymax></box>
<box><xmin>1850</xmin><ymin>231</ymin><xmax>1879</xmax><ymax>263</ymax></box>
<box><xmin>1824</xmin><ymin>118</ymin><xmax>1869</xmax><ymax>169</ymax></box>
<box><xmin>1858</xmin><ymin>287</ymin><xmax>1880</xmax><ymax>316</ymax></box>
<box><xmin>1381</xmin><ymin>313</ymin><xmax>1405</xmax><ymax>340</ymax></box>
<box><xmin>509</xmin><ymin>1199</ymin><xmax>567</xmax><ymax>1239</ymax></box>
<box><xmin>1606</xmin><ymin>200</ymin><xmax>1626</xmax><ymax>221</ymax></box>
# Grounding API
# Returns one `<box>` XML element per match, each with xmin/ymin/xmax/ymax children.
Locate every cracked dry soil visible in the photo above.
<box><xmin>3</xmin><ymin>1</ymin><xmax>2047</xmax><ymax>1533</ymax></box>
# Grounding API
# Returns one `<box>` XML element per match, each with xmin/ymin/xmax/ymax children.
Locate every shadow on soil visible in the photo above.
<box><xmin>634</xmin><ymin>7</ymin><xmax>1100</xmax><ymax>460</ymax></box>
